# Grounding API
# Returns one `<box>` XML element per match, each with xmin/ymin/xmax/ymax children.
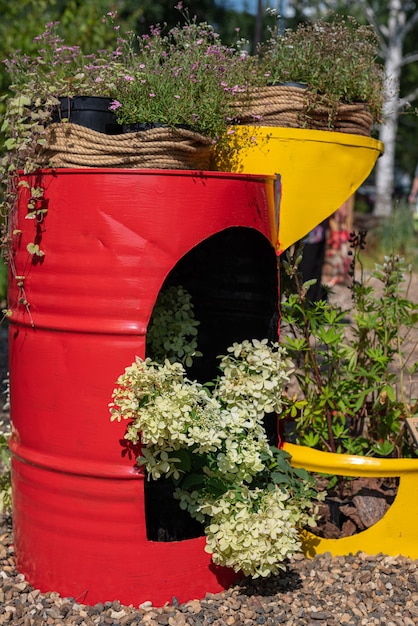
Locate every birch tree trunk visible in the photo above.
<box><xmin>374</xmin><ymin>0</ymin><xmax>403</xmax><ymax>217</ymax></box>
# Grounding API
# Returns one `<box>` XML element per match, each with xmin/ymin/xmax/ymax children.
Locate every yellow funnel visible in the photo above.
<box><xmin>214</xmin><ymin>127</ymin><xmax>384</xmax><ymax>253</ymax></box>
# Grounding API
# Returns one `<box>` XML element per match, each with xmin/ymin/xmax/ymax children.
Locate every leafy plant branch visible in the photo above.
<box><xmin>280</xmin><ymin>232</ymin><xmax>418</xmax><ymax>459</ymax></box>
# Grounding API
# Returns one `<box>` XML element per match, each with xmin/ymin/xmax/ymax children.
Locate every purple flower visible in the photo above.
<box><xmin>109</xmin><ymin>100</ymin><xmax>122</xmax><ymax>111</ymax></box>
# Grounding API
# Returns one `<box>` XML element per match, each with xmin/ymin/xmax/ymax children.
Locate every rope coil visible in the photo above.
<box><xmin>231</xmin><ymin>85</ymin><xmax>373</xmax><ymax>136</ymax></box>
<box><xmin>36</xmin><ymin>123</ymin><xmax>214</xmax><ymax>170</ymax></box>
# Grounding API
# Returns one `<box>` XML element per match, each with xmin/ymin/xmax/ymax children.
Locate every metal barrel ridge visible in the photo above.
<box><xmin>8</xmin><ymin>169</ymin><xmax>278</xmax><ymax>607</ymax></box>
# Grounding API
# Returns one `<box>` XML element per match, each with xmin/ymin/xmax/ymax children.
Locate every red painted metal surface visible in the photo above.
<box><xmin>9</xmin><ymin>169</ymin><xmax>276</xmax><ymax>607</ymax></box>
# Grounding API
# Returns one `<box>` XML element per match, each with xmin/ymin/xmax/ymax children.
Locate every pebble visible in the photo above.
<box><xmin>1</xmin><ymin>517</ymin><xmax>418</xmax><ymax>625</ymax></box>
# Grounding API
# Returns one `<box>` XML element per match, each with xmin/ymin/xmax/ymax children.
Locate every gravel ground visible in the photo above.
<box><xmin>0</xmin><ymin>519</ymin><xmax>418</xmax><ymax>626</ymax></box>
<box><xmin>1</xmin><ymin>280</ymin><xmax>418</xmax><ymax>624</ymax></box>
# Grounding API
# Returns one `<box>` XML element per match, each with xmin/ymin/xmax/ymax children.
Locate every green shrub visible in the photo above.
<box><xmin>280</xmin><ymin>232</ymin><xmax>418</xmax><ymax>458</ymax></box>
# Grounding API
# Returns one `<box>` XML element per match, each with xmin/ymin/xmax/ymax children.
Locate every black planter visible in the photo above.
<box><xmin>122</xmin><ymin>122</ymin><xmax>165</xmax><ymax>133</ymax></box>
<box><xmin>53</xmin><ymin>96</ymin><xmax>123</xmax><ymax>135</ymax></box>
<box><xmin>269</xmin><ymin>81</ymin><xmax>308</xmax><ymax>89</ymax></box>
<box><xmin>122</xmin><ymin>122</ymin><xmax>192</xmax><ymax>133</ymax></box>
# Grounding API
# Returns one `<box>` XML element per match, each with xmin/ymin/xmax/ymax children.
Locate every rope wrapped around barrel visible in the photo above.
<box><xmin>35</xmin><ymin>123</ymin><xmax>214</xmax><ymax>170</ymax></box>
<box><xmin>230</xmin><ymin>85</ymin><xmax>373</xmax><ymax>136</ymax></box>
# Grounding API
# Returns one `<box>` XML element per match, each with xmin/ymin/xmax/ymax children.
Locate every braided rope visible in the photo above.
<box><xmin>333</xmin><ymin>105</ymin><xmax>373</xmax><ymax>136</ymax></box>
<box><xmin>333</xmin><ymin>125</ymin><xmax>372</xmax><ymax>136</ymax></box>
<box><xmin>231</xmin><ymin>85</ymin><xmax>306</xmax><ymax>108</ymax></box>
<box><xmin>231</xmin><ymin>85</ymin><xmax>306</xmax><ymax>124</ymax></box>
<box><xmin>259</xmin><ymin>112</ymin><xmax>302</xmax><ymax>127</ymax></box>
<box><xmin>231</xmin><ymin>85</ymin><xmax>373</xmax><ymax>136</ymax></box>
<box><xmin>36</xmin><ymin>123</ymin><xmax>214</xmax><ymax>170</ymax></box>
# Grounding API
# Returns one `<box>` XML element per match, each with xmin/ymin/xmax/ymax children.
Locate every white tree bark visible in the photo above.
<box><xmin>372</xmin><ymin>0</ymin><xmax>404</xmax><ymax>216</ymax></box>
<box><xmin>374</xmin><ymin>0</ymin><xmax>404</xmax><ymax>217</ymax></box>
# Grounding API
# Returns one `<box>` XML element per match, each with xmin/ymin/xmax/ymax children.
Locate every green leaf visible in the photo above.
<box><xmin>381</xmin><ymin>384</ymin><xmax>396</xmax><ymax>402</ymax></box>
<box><xmin>4</xmin><ymin>138</ymin><xmax>17</xmax><ymax>150</ymax></box>
<box><xmin>301</xmin><ymin>432</ymin><xmax>320</xmax><ymax>447</ymax></box>
<box><xmin>370</xmin><ymin>440</ymin><xmax>394</xmax><ymax>457</ymax></box>
<box><xmin>26</xmin><ymin>243</ymin><xmax>45</xmax><ymax>256</ymax></box>
<box><xmin>271</xmin><ymin>472</ymin><xmax>290</xmax><ymax>485</ymax></box>
<box><xmin>172</xmin><ymin>448</ymin><xmax>192</xmax><ymax>473</ymax></box>
<box><xmin>180</xmin><ymin>472</ymin><xmax>205</xmax><ymax>491</ymax></box>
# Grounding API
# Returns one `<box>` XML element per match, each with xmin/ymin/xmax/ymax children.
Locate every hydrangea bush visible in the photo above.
<box><xmin>110</xmin><ymin>338</ymin><xmax>323</xmax><ymax>577</ymax></box>
<box><xmin>146</xmin><ymin>285</ymin><xmax>202</xmax><ymax>367</ymax></box>
<box><xmin>204</xmin><ymin>486</ymin><xmax>306</xmax><ymax>578</ymax></box>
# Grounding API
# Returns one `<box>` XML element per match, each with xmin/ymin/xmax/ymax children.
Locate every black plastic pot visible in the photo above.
<box><xmin>122</xmin><ymin>122</ymin><xmax>192</xmax><ymax>133</ymax></box>
<box><xmin>269</xmin><ymin>81</ymin><xmax>308</xmax><ymax>89</ymax></box>
<box><xmin>54</xmin><ymin>96</ymin><xmax>123</xmax><ymax>135</ymax></box>
<box><xmin>122</xmin><ymin>122</ymin><xmax>165</xmax><ymax>133</ymax></box>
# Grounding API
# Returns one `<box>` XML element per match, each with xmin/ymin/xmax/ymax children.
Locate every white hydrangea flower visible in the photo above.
<box><xmin>215</xmin><ymin>339</ymin><xmax>294</xmax><ymax>419</ymax></box>
<box><xmin>203</xmin><ymin>485</ymin><xmax>305</xmax><ymax>578</ymax></box>
<box><xmin>110</xmin><ymin>339</ymin><xmax>319</xmax><ymax>578</ymax></box>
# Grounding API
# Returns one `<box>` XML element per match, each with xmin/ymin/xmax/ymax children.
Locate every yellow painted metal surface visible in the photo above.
<box><xmin>283</xmin><ymin>442</ymin><xmax>418</xmax><ymax>560</ymax></box>
<box><xmin>214</xmin><ymin>127</ymin><xmax>384</xmax><ymax>252</ymax></box>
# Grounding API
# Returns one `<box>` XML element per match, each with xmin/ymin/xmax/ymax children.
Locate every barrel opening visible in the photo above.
<box><xmin>144</xmin><ymin>226</ymin><xmax>279</xmax><ymax>542</ymax></box>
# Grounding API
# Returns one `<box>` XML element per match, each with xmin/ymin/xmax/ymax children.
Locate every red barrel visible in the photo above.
<box><xmin>9</xmin><ymin>169</ymin><xmax>277</xmax><ymax>606</ymax></box>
